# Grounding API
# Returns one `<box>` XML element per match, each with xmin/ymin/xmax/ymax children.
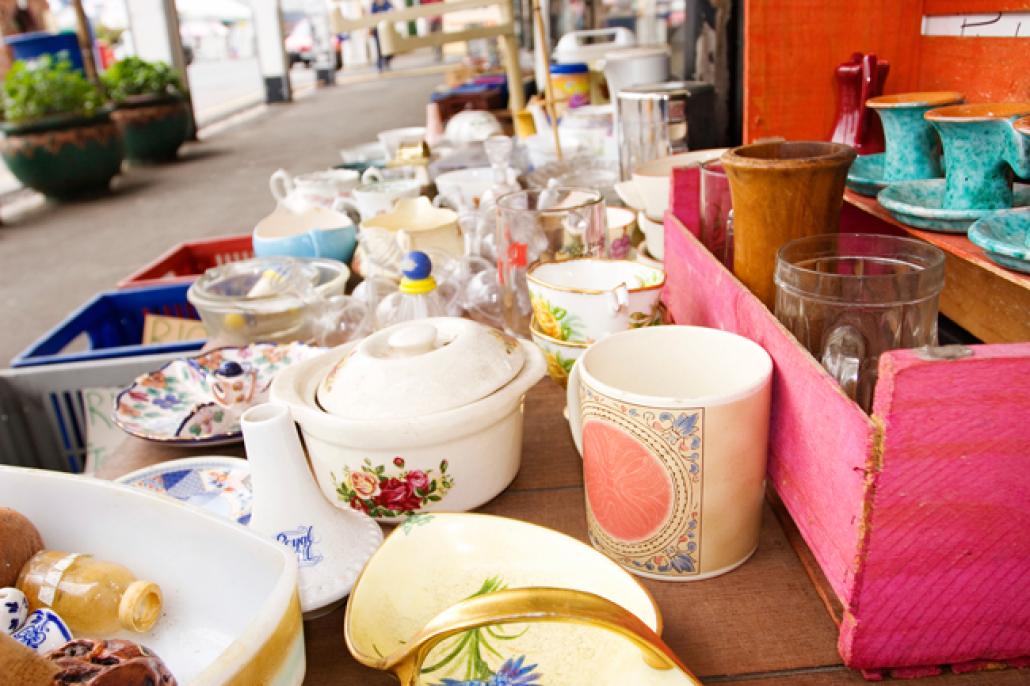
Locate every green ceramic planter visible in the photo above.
<box><xmin>110</xmin><ymin>95</ymin><xmax>190</xmax><ymax>164</ymax></box>
<box><xmin>1</xmin><ymin>111</ymin><xmax>123</xmax><ymax>200</ymax></box>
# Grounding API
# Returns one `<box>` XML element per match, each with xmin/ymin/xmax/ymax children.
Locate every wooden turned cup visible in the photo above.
<box><xmin>721</xmin><ymin>141</ymin><xmax>857</xmax><ymax>308</ymax></box>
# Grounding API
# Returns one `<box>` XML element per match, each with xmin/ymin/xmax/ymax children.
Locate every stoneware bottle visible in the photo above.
<box><xmin>721</xmin><ymin>141</ymin><xmax>857</xmax><ymax>308</ymax></box>
<box><xmin>240</xmin><ymin>403</ymin><xmax>383</xmax><ymax>618</ymax></box>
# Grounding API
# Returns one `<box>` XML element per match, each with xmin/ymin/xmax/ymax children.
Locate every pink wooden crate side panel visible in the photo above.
<box><xmin>670</xmin><ymin>167</ymin><xmax>703</xmax><ymax>238</ymax></box>
<box><xmin>663</xmin><ymin>213</ymin><xmax>875</xmax><ymax>603</ymax></box>
<box><xmin>840</xmin><ymin>346</ymin><xmax>1030</xmax><ymax>670</ymax></box>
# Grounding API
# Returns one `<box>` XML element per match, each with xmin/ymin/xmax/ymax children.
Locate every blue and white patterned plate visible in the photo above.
<box><xmin>967</xmin><ymin>208</ymin><xmax>1030</xmax><ymax>274</ymax></box>
<box><xmin>116</xmin><ymin>456</ymin><xmax>252</xmax><ymax>525</ymax></box>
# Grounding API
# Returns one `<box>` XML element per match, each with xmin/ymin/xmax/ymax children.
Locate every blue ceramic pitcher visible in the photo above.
<box><xmin>866</xmin><ymin>91</ymin><xmax>963</xmax><ymax>181</ymax></box>
<box><xmin>926</xmin><ymin>103</ymin><xmax>1030</xmax><ymax>210</ymax></box>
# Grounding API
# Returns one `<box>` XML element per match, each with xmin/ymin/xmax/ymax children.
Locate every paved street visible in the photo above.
<box><xmin>0</xmin><ymin>71</ymin><xmax>443</xmax><ymax>363</ymax></box>
<box><xmin>188</xmin><ymin>58</ymin><xmax>317</xmax><ymax>126</ymax></box>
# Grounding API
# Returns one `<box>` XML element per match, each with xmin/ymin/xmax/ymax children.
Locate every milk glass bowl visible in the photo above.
<box><xmin>187</xmin><ymin>257</ymin><xmax>349</xmax><ymax>346</ymax></box>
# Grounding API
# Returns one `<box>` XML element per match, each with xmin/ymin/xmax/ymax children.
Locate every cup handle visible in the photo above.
<box><xmin>608</xmin><ymin>283</ymin><xmax>629</xmax><ymax>313</ymax></box>
<box><xmin>566</xmin><ymin>358</ymin><xmax>584</xmax><ymax>457</ymax></box>
<box><xmin>362</xmin><ymin>167</ymin><xmax>384</xmax><ymax>184</ymax></box>
<box><xmin>269</xmin><ymin>169</ymin><xmax>293</xmax><ymax>202</ymax></box>
<box><xmin>383</xmin><ymin>588</ymin><xmax>693</xmax><ymax>684</ymax></box>
<box><xmin>821</xmin><ymin>323</ymin><xmax>866</xmax><ymax>403</ymax></box>
<box><xmin>333</xmin><ymin>197</ymin><xmax>362</xmax><ymax>224</ymax></box>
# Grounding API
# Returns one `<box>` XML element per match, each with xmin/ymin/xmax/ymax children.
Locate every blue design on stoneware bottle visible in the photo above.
<box><xmin>1</xmin><ymin>587</ymin><xmax>30</xmax><ymax>634</ymax></box>
<box><xmin>276</xmin><ymin>524</ymin><xmax>324</xmax><ymax>567</ymax></box>
<box><xmin>11</xmin><ymin>609</ymin><xmax>73</xmax><ymax>652</ymax></box>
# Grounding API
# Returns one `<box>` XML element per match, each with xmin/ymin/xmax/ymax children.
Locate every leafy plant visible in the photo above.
<box><xmin>1</xmin><ymin>53</ymin><xmax>104</xmax><ymax>125</ymax></box>
<box><xmin>101</xmin><ymin>56</ymin><xmax>183</xmax><ymax>102</ymax></box>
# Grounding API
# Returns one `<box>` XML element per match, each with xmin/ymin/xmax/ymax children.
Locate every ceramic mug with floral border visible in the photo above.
<box><xmin>528</xmin><ymin>258</ymin><xmax>664</xmax><ymax>344</ymax></box>
<box><xmin>567</xmin><ymin>325</ymin><xmax>772</xmax><ymax>580</ymax></box>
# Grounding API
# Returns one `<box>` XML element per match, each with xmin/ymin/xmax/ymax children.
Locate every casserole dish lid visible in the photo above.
<box><xmin>317</xmin><ymin>317</ymin><xmax>525</xmax><ymax>420</ymax></box>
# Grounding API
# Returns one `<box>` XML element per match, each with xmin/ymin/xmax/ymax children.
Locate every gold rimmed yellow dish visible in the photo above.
<box><xmin>344</xmin><ymin>513</ymin><xmax>700</xmax><ymax>685</ymax></box>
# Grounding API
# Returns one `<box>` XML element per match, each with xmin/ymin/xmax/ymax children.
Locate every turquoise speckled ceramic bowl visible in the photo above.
<box><xmin>847</xmin><ymin>153</ymin><xmax>887</xmax><ymax>196</ymax></box>
<box><xmin>967</xmin><ymin>208</ymin><xmax>1030</xmax><ymax>274</ymax></box>
<box><xmin>877</xmin><ymin>179</ymin><xmax>1030</xmax><ymax>232</ymax></box>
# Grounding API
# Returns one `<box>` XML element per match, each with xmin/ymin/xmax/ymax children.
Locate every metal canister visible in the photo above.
<box><xmin>615</xmin><ymin>81</ymin><xmax>716</xmax><ymax>179</ymax></box>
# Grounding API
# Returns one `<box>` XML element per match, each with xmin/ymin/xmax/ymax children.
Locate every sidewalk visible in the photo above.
<box><xmin>0</xmin><ymin>50</ymin><xmax>453</xmax><ymax>197</ymax></box>
<box><xmin>0</xmin><ymin>68</ymin><xmax>446</xmax><ymax>363</ymax></box>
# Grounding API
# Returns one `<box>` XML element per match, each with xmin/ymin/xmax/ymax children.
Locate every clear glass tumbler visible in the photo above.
<box><xmin>495</xmin><ymin>188</ymin><xmax>607</xmax><ymax>337</ymax></box>
<box><xmin>774</xmin><ymin>233</ymin><xmax>945</xmax><ymax>411</ymax></box>
<box><xmin>700</xmin><ymin>160</ymin><xmax>733</xmax><ymax>267</ymax></box>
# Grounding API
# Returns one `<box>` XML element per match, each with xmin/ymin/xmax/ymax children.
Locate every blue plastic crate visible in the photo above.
<box><xmin>12</xmin><ymin>283</ymin><xmax>205</xmax><ymax>368</ymax></box>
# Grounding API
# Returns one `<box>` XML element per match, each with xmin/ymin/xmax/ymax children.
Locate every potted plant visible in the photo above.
<box><xmin>0</xmin><ymin>54</ymin><xmax>123</xmax><ymax>199</ymax></box>
<box><xmin>102</xmin><ymin>57</ymin><xmax>190</xmax><ymax>163</ymax></box>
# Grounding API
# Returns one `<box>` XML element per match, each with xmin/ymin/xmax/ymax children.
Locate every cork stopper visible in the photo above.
<box><xmin>118</xmin><ymin>580</ymin><xmax>162</xmax><ymax>632</ymax></box>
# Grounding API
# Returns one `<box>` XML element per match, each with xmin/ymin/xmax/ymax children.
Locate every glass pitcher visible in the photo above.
<box><xmin>774</xmin><ymin>233</ymin><xmax>945</xmax><ymax>411</ymax></box>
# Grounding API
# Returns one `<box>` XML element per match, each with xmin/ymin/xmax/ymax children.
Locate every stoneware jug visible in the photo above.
<box><xmin>925</xmin><ymin>102</ymin><xmax>1030</xmax><ymax>210</ymax></box>
<box><xmin>866</xmin><ymin>91</ymin><xmax>963</xmax><ymax>181</ymax></box>
<box><xmin>240</xmin><ymin>403</ymin><xmax>383</xmax><ymax>618</ymax></box>
<box><xmin>829</xmin><ymin>52</ymin><xmax>889</xmax><ymax>155</ymax></box>
<box><xmin>721</xmin><ymin>141</ymin><xmax>857</xmax><ymax>307</ymax></box>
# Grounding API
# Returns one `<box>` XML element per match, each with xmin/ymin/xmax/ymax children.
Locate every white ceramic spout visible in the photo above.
<box><xmin>241</xmin><ymin>403</ymin><xmax>383</xmax><ymax>618</ymax></box>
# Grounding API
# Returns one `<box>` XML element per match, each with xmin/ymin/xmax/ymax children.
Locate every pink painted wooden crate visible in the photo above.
<box><xmin>661</xmin><ymin>206</ymin><xmax>1030</xmax><ymax>677</ymax></box>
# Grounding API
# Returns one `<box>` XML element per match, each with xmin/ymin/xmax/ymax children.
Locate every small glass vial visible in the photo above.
<box><xmin>17</xmin><ymin>551</ymin><xmax>163</xmax><ymax>635</ymax></box>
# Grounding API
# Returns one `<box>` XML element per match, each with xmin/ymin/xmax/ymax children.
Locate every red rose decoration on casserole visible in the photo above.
<box><xmin>406</xmin><ymin>470</ymin><xmax>430</xmax><ymax>492</ymax></box>
<box><xmin>376</xmin><ymin>478</ymin><xmax>422</xmax><ymax>512</ymax></box>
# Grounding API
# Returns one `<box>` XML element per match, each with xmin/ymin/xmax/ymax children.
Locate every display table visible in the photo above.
<box><xmin>98</xmin><ymin>381</ymin><xmax>1027</xmax><ymax>685</ymax></box>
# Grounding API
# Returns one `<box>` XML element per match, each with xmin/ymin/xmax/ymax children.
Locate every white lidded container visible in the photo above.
<box><xmin>271</xmin><ymin>317</ymin><xmax>546</xmax><ymax>521</ymax></box>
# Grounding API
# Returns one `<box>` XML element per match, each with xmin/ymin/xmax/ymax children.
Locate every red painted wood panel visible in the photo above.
<box><xmin>841</xmin><ymin>345</ymin><xmax>1030</xmax><ymax>669</ymax></box>
<box><xmin>923</xmin><ymin>0</ymin><xmax>1030</xmax><ymax>14</ymax></box>
<box><xmin>743</xmin><ymin>0</ymin><xmax>923</xmax><ymax>143</ymax></box>
<box><xmin>917</xmin><ymin>37</ymin><xmax>1030</xmax><ymax>102</ymax></box>
<box><xmin>662</xmin><ymin>210</ymin><xmax>875</xmax><ymax>604</ymax></box>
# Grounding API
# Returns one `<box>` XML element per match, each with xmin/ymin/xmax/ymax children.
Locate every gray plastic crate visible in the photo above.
<box><xmin>0</xmin><ymin>352</ymin><xmax>182</xmax><ymax>472</ymax></box>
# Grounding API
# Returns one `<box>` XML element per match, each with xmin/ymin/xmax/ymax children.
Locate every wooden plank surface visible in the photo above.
<box><xmin>917</xmin><ymin>37</ymin><xmax>1030</xmax><ymax>103</ymax></box>
<box><xmin>742</xmin><ymin>0</ymin><xmax>922</xmax><ymax>143</ymax></box>
<box><xmin>842</xmin><ymin>192</ymin><xmax>1030</xmax><ymax>343</ymax></box>
<box><xmin>923</xmin><ymin>0</ymin><xmax>1030</xmax><ymax>16</ymax></box>
<box><xmin>96</xmin><ymin>373</ymin><xmax>1029</xmax><ymax>683</ymax></box>
<box><xmin>842</xmin><ymin>345</ymin><xmax>1030</xmax><ymax>670</ymax></box>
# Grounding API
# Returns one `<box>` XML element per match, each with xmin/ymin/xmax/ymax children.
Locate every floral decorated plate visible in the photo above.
<box><xmin>345</xmin><ymin>513</ymin><xmax>700</xmax><ymax>685</ymax></box>
<box><xmin>114</xmin><ymin>342</ymin><xmax>320</xmax><ymax>445</ymax></box>
<box><xmin>116</xmin><ymin>456</ymin><xmax>252</xmax><ymax>525</ymax></box>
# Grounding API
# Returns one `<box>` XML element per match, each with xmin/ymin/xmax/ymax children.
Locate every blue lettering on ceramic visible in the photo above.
<box><xmin>276</xmin><ymin>525</ymin><xmax>324</xmax><ymax>567</ymax></box>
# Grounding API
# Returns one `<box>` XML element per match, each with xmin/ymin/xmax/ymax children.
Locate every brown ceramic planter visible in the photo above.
<box><xmin>721</xmin><ymin>141</ymin><xmax>857</xmax><ymax>307</ymax></box>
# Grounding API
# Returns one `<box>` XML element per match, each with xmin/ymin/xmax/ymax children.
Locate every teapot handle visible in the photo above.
<box><xmin>566</xmin><ymin>358</ymin><xmax>584</xmax><ymax>457</ymax></box>
<box><xmin>333</xmin><ymin>197</ymin><xmax>362</xmax><ymax>224</ymax></box>
<box><xmin>269</xmin><ymin>169</ymin><xmax>294</xmax><ymax>203</ymax></box>
<box><xmin>379</xmin><ymin>588</ymin><xmax>695</xmax><ymax>685</ymax></box>
<box><xmin>362</xmin><ymin>167</ymin><xmax>384</xmax><ymax>184</ymax></box>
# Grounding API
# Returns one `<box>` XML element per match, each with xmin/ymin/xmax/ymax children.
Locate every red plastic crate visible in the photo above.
<box><xmin>117</xmin><ymin>235</ymin><xmax>253</xmax><ymax>288</ymax></box>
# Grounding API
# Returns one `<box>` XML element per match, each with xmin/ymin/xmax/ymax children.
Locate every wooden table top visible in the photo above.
<box><xmin>99</xmin><ymin>381</ymin><xmax>1029</xmax><ymax>685</ymax></box>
